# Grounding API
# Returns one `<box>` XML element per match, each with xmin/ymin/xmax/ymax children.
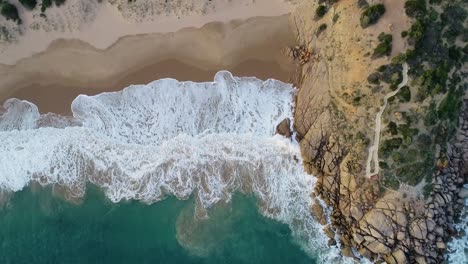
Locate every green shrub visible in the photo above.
<box><xmin>373</xmin><ymin>33</ymin><xmax>392</xmax><ymax>58</ymax></box>
<box><xmin>392</xmin><ymin>151</ymin><xmax>403</xmax><ymax>163</ymax></box>
<box><xmin>404</xmin><ymin>0</ymin><xmax>426</xmax><ymax>18</ymax></box>
<box><xmin>377</xmin><ymin>65</ymin><xmax>387</xmax><ymax>72</ymax></box>
<box><xmin>392</xmin><ymin>49</ymin><xmax>415</xmax><ymax>63</ymax></box>
<box><xmin>360</xmin><ymin>4</ymin><xmax>386</xmax><ymax>28</ymax></box>
<box><xmin>367</xmin><ymin>72</ymin><xmax>381</xmax><ymax>84</ymax></box>
<box><xmin>398</xmin><ymin>124</ymin><xmax>419</xmax><ymax>145</ymax></box>
<box><xmin>383</xmin><ymin>175</ymin><xmax>400</xmax><ymax>190</ymax></box>
<box><xmin>316</xmin><ymin>5</ymin><xmax>327</xmax><ymax>18</ymax></box>
<box><xmin>397</xmin><ymin>86</ymin><xmax>411</xmax><ymax>102</ymax></box>
<box><xmin>416</xmin><ymin>134</ymin><xmax>432</xmax><ymax>147</ymax></box>
<box><xmin>408</xmin><ymin>19</ymin><xmax>425</xmax><ymax>44</ymax></box>
<box><xmin>317</xmin><ymin>23</ymin><xmax>327</xmax><ymax>35</ymax></box>
<box><xmin>333</xmin><ymin>13</ymin><xmax>339</xmax><ymax>23</ymax></box>
<box><xmin>448</xmin><ymin>46</ymin><xmax>461</xmax><ymax>61</ymax></box>
<box><xmin>380</xmin><ymin>137</ymin><xmax>403</xmax><ymax>156</ymax></box>
<box><xmin>1</xmin><ymin>2</ymin><xmax>20</xmax><ymax>23</ymax></box>
<box><xmin>19</xmin><ymin>0</ymin><xmax>37</xmax><ymax>10</ymax></box>
<box><xmin>54</xmin><ymin>0</ymin><xmax>66</xmax><ymax>6</ymax></box>
<box><xmin>388</xmin><ymin>121</ymin><xmax>398</xmax><ymax>135</ymax></box>
<box><xmin>438</xmin><ymin>86</ymin><xmax>463</xmax><ymax>122</ymax></box>
<box><xmin>41</xmin><ymin>0</ymin><xmax>65</xmax><ymax>12</ymax></box>
<box><xmin>41</xmin><ymin>0</ymin><xmax>52</xmax><ymax>12</ymax></box>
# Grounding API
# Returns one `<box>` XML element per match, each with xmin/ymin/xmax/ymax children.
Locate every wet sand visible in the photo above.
<box><xmin>0</xmin><ymin>15</ymin><xmax>297</xmax><ymax>115</ymax></box>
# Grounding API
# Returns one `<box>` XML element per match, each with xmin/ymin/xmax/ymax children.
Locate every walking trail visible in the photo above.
<box><xmin>365</xmin><ymin>62</ymin><xmax>409</xmax><ymax>178</ymax></box>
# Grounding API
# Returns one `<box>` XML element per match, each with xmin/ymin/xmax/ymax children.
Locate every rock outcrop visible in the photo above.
<box><xmin>291</xmin><ymin>0</ymin><xmax>467</xmax><ymax>263</ymax></box>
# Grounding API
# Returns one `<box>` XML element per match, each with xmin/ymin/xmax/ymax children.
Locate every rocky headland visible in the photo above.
<box><xmin>289</xmin><ymin>0</ymin><xmax>467</xmax><ymax>263</ymax></box>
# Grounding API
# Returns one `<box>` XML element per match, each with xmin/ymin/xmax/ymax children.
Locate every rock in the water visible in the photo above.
<box><xmin>358</xmin><ymin>247</ymin><xmax>372</xmax><ymax>259</ymax></box>
<box><xmin>275</xmin><ymin>118</ymin><xmax>292</xmax><ymax>138</ymax></box>
<box><xmin>341</xmin><ymin>246</ymin><xmax>355</xmax><ymax>257</ymax></box>
<box><xmin>311</xmin><ymin>201</ymin><xmax>327</xmax><ymax>225</ymax></box>
<box><xmin>458</xmin><ymin>188</ymin><xmax>468</xmax><ymax>199</ymax></box>
<box><xmin>436</xmin><ymin>241</ymin><xmax>446</xmax><ymax>249</ymax></box>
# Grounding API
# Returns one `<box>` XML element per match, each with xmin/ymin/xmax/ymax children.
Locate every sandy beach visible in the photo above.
<box><xmin>0</xmin><ymin>14</ymin><xmax>297</xmax><ymax>114</ymax></box>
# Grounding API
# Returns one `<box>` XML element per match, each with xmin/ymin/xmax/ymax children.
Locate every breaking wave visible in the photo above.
<box><xmin>447</xmin><ymin>185</ymin><xmax>468</xmax><ymax>263</ymax></box>
<box><xmin>0</xmin><ymin>71</ymin><xmax>350</xmax><ymax>262</ymax></box>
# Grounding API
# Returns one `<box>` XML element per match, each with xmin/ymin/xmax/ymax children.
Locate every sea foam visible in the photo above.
<box><xmin>0</xmin><ymin>71</ymin><xmax>352</xmax><ymax>262</ymax></box>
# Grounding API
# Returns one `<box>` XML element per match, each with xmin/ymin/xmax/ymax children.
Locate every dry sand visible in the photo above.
<box><xmin>0</xmin><ymin>15</ymin><xmax>297</xmax><ymax>114</ymax></box>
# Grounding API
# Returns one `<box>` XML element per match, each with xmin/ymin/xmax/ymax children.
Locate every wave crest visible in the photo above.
<box><xmin>0</xmin><ymin>72</ymin><xmax>346</xmax><ymax>261</ymax></box>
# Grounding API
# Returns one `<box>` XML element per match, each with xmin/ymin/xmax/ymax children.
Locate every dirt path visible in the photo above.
<box><xmin>366</xmin><ymin>62</ymin><xmax>409</xmax><ymax>178</ymax></box>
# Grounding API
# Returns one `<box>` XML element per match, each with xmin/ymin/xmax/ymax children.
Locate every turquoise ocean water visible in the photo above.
<box><xmin>0</xmin><ymin>186</ymin><xmax>316</xmax><ymax>264</ymax></box>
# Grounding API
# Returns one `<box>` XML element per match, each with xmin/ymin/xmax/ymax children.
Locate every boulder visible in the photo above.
<box><xmin>459</xmin><ymin>188</ymin><xmax>468</xmax><ymax>199</ymax></box>
<box><xmin>350</xmin><ymin>204</ymin><xmax>364</xmax><ymax>221</ymax></box>
<box><xmin>415</xmin><ymin>256</ymin><xmax>427</xmax><ymax>264</ymax></box>
<box><xmin>341</xmin><ymin>246</ymin><xmax>355</xmax><ymax>257</ymax></box>
<box><xmin>353</xmin><ymin>232</ymin><xmax>365</xmax><ymax>244</ymax></box>
<box><xmin>360</xmin><ymin>210</ymin><xmax>394</xmax><ymax>239</ymax></box>
<box><xmin>323</xmin><ymin>224</ymin><xmax>335</xmax><ymax>239</ymax></box>
<box><xmin>426</xmin><ymin>219</ymin><xmax>436</xmax><ymax>232</ymax></box>
<box><xmin>358</xmin><ymin>247</ymin><xmax>372</xmax><ymax>259</ymax></box>
<box><xmin>365</xmin><ymin>240</ymin><xmax>391</xmax><ymax>254</ymax></box>
<box><xmin>275</xmin><ymin>118</ymin><xmax>291</xmax><ymax>138</ymax></box>
<box><xmin>390</xmin><ymin>249</ymin><xmax>407</xmax><ymax>264</ymax></box>
<box><xmin>393</xmin><ymin>211</ymin><xmax>407</xmax><ymax>227</ymax></box>
<box><xmin>436</xmin><ymin>241</ymin><xmax>446</xmax><ymax>249</ymax></box>
<box><xmin>410</xmin><ymin>219</ymin><xmax>428</xmax><ymax>240</ymax></box>
<box><xmin>311</xmin><ymin>202</ymin><xmax>328</xmax><ymax>225</ymax></box>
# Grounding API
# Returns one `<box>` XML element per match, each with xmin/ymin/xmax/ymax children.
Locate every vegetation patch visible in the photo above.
<box><xmin>360</xmin><ymin>4</ymin><xmax>386</xmax><ymax>28</ymax></box>
<box><xmin>397</xmin><ymin>86</ymin><xmax>411</xmax><ymax>102</ymax></box>
<box><xmin>404</xmin><ymin>0</ymin><xmax>426</xmax><ymax>18</ymax></box>
<box><xmin>373</xmin><ymin>33</ymin><xmax>393</xmax><ymax>58</ymax></box>
<box><xmin>315</xmin><ymin>5</ymin><xmax>328</xmax><ymax>18</ymax></box>
<box><xmin>0</xmin><ymin>1</ymin><xmax>20</xmax><ymax>23</ymax></box>
<box><xmin>19</xmin><ymin>0</ymin><xmax>36</xmax><ymax>10</ymax></box>
<box><xmin>41</xmin><ymin>0</ymin><xmax>66</xmax><ymax>13</ymax></box>
<box><xmin>316</xmin><ymin>23</ymin><xmax>327</xmax><ymax>35</ymax></box>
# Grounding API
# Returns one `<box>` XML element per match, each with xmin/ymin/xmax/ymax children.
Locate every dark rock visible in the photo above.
<box><xmin>275</xmin><ymin>118</ymin><xmax>291</xmax><ymax>138</ymax></box>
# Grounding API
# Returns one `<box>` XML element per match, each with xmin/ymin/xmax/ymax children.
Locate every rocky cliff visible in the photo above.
<box><xmin>290</xmin><ymin>0</ymin><xmax>467</xmax><ymax>263</ymax></box>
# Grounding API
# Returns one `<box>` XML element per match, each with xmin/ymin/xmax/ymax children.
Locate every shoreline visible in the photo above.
<box><xmin>0</xmin><ymin>15</ymin><xmax>297</xmax><ymax>114</ymax></box>
<box><xmin>0</xmin><ymin>0</ymin><xmax>295</xmax><ymax>65</ymax></box>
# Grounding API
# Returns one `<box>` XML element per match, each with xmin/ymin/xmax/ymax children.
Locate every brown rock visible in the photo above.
<box><xmin>365</xmin><ymin>240</ymin><xmax>391</xmax><ymax>254</ymax></box>
<box><xmin>353</xmin><ymin>232</ymin><xmax>365</xmax><ymax>244</ymax></box>
<box><xmin>341</xmin><ymin>246</ymin><xmax>355</xmax><ymax>258</ymax></box>
<box><xmin>360</xmin><ymin>210</ymin><xmax>394</xmax><ymax>240</ymax></box>
<box><xmin>275</xmin><ymin>118</ymin><xmax>291</xmax><ymax>138</ymax></box>
<box><xmin>358</xmin><ymin>247</ymin><xmax>372</xmax><ymax>259</ymax></box>
<box><xmin>436</xmin><ymin>241</ymin><xmax>446</xmax><ymax>249</ymax></box>
<box><xmin>311</xmin><ymin>202</ymin><xmax>327</xmax><ymax>225</ymax></box>
<box><xmin>415</xmin><ymin>256</ymin><xmax>427</xmax><ymax>264</ymax></box>
<box><xmin>390</xmin><ymin>249</ymin><xmax>407</xmax><ymax>264</ymax></box>
<box><xmin>323</xmin><ymin>224</ymin><xmax>335</xmax><ymax>239</ymax></box>
<box><xmin>350</xmin><ymin>204</ymin><xmax>364</xmax><ymax>221</ymax></box>
<box><xmin>410</xmin><ymin>219</ymin><xmax>428</xmax><ymax>240</ymax></box>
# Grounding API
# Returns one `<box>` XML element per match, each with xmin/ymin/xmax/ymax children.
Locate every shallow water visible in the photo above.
<box><xmin>0</xmin><ymin>186</ymin><xmax>315</xmax><ymax>264</ymax></box>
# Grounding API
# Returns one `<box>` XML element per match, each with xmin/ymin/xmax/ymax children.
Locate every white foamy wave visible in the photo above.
<box><xmin>447</xmin><ymin>187</ymin><xmax>468</xmax><ymax>263</ymax></box>
<box><xmin>71</xmin><ymin>71</ymin><xmax>293</xmax><ymax>145</ymax></box>
<box><xmin>0</xmin><ymin>98</ymin><xmax>39</xmax><ymax>131</ymax></box>
<box><xmin>0</xmin><ymin>72</ymin><xmax>336</xmax><ymax>261</ymax></box>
